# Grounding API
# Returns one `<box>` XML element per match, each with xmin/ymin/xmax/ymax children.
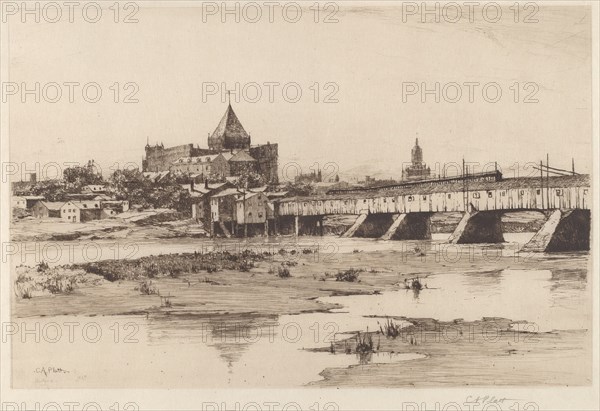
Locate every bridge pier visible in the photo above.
<box><xmin>521</xmin><ymin>209</ymin><xmax>590</xmax><ymax>252</ymax></box>
<box><xmin>353</xmin><ymin>214</ymin><xmax>398</xmax><ymax>238</ymax></box>
<box><xmin>293</xmin><ymin>216</ymin><xmax>323</xmax><ymax>236</ymax></box>
<box><xmin>341</xmin><ymin>213</ymin><xmax>368</xmax><ymax>238</ymax></box>
<box><xmin>380</xmin><ymin>213</ymin><xmax>432</xmax><ymax>240</ymax></box>
<box><xmin>448</xmin><ymin>210</ymin><xmax>504</xmax><ymax>244</ymax></box>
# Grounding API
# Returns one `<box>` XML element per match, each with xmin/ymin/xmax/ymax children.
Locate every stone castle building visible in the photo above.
<box><xmin>402</xmin><ymin>138</ymin><xmax>431</xmax><ymax>181</ymax></box>
<box><xmin>143</xmin><ymin>103</ymin><xmax>278</xmax><ymax>183</ymax></box>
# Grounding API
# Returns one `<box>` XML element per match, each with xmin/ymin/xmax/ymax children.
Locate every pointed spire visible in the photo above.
<box><xmin>208</xmin><ymin>103</ymin><xmax>251</xmax><ymax>150</ymax></box>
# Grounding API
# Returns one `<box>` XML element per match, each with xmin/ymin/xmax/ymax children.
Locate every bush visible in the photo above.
<box><xmin>277</xmin><ymin>266</ymin><xmax>291</xmax><ymax>278</ymax></box>
<box><xmin>37</xmin><ymin>261</ymin><xmax>49</xmax><ymax>272</ymax></box>
<box><xmin>74</xmin><ymin>250</ymin><xmax>268</xmax><ymax>281</ymax></box>
<box><xmin>335</xmin><ymin>268</ymin><xmax>363</xmax><ymax>282</ymax></box>
<box><xmin>137</xmin><ymin>279</ymin><xmax>158</xmax><ymax>295</ymax></box>
<box><xmin>14</xmin><ymin>283</ymin><xmax>34</xmax><ymax>299</ymax></box>
<box><xmin>238</xmin><ymin>259</ymin><xmax>254</xmax><ymax>272</ymax></box>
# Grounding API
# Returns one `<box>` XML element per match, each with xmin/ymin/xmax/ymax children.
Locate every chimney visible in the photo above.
<box><xmin>205</xmin><ymin>180</ymin><xmax>209</xmax><ymax>189</ymax></box>
<box><xmin>191</xmin><ymin>180</ymin><xmax>195</xmax><ymax>191</ymax></box>
<box><xmin>30</xmin><ymin>173</ymin><xmax>37</xmax><ymax>183</ymax></box>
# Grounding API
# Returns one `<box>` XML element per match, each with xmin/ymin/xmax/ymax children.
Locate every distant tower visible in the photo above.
<box><xmin>411</xmin><ymin>138</ymin><xmax>423</xmax><ymax>165</ymax></box>
<box><xmin>403</xmin><ymin>138</ymin><xmax>431</xmax><ymax>181</ymax></box>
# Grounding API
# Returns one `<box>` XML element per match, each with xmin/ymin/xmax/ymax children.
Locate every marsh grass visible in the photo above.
<box><xmin>379</xmin><ymin>318</ymin><xmax>402</xmax><ymax>339</ymax></box>
<box><xmin>14</xmin><ymin>265</ymin><xmax>100</xmax><ymax>298</ymax></box>
<box><xmin>355</xmin><ymin>331</ymin><xmax>374</xmax><ymax>354</ymax></box>
<box><xmin>136</xmin><ymin>279</ymin><xmax>158</xmax><ymax>295</ymax></box>
<box><xmin>74</xmin><ymin>250</ymin><xmax>268</xmax><ymax>282</ymax></box>
<box><xmin>277</xmin><ymin>266</ymin><xmax>291</xmax><ymax>278</ymax></box>
<box><xmin>335</xmin><ymin>268</ymin><xmax>363</xmax><ymax>282</ymax></box>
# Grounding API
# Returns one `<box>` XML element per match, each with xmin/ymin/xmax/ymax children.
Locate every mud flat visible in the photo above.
<box><xmin>10</xmin><ymin>237</ymin><xmax>591</xmax><ymax>388</ymax></box>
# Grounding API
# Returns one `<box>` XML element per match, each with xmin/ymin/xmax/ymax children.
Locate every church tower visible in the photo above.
<box><xmin>411</xmin><ymin>138</ymin><xmax>424</xmax><ymax>165</ymax></box>
<box><xmin>403</xmin><ymin>138</ymin><xmax>431</xmax><ymax>181</ymax></box>
<box><xmin>207</xmin><ymin>102</ymin><xmax>251</xmax><ymax>151</ymax></box>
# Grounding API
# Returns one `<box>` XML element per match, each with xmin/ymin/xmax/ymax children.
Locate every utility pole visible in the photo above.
<box><xmin>540</xmin><ymin>160</ymin><xmax>544</xmax><ymax>210</ymax></box>
<box><xmin>462</xmin><ymin>158</ymin><xmax>466</xmax><ymax>211</ymax></box>
<box><xmin>572</xmin><ymin>158</ymin><xmax>575</xmax><ymax>175</ymax></box>
<box><xmin>546</xmin><ymin>154</ymin><xmax>550</xmax><ymax>208</ymax></box>
<box><xmin>243</xmin><ymin>188</ymin><xmax>248</xmax><ymax>238</ymax></box>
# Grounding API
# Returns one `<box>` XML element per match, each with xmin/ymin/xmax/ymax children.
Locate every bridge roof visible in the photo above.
<box><xmin>277</xmin><ymin>174</ymin><xmax>590</xmax><ymax>203</ymax></box>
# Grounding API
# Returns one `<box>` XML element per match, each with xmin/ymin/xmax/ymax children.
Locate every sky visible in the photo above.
<box><xmin>5</xmin><ymin>2</ymin><xmax>594</xmax><ymax>181</ymax></box>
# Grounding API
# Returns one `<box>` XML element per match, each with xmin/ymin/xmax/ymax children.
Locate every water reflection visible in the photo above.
<box><xmin>321</xmin><ymin>269</ymin><xmax>590</xmax><ymax>332</ymax></box>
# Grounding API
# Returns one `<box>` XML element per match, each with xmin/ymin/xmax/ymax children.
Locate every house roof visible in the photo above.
<box><xmin>218</xmin><ymin>152</ymin><xmax>235</xmax><ymax>161</ymax></box>
<box><xmin>235</xmin><ymin>192</ymin><xmax>272</xmax><ymax>202</ymax></box>
<box><xmin>210</xmin><ymin>104</ymin><xmax>250</xmax><ymax>143</ymax></box>
<box><xmin>212</xmin><ymin>188</ymin><xmax>243</xmax><ymax>198</ymax></box>
<box><xmin>142</xmin><ymin>171</ymin><xmax>170</xmax><ymax>182</ymax></box>
<box><xmin>235</xmin><ymin>192</ymin><xmax>263</xmax><ymax>202</ymax></box>
<box><xmin>38</xmin><ymin>201</ymin><xmax>64</xmax><ymax>210</ymax></box>
<box><xmin>18</xmin><ymin>196</ymin><xmax>45</xmax><ymax>200</ymax></box>
<box><xmin>266</xmin><ymin>191</ymin><xmax>289</xmax><ymax>198</ymax></box>
<box><xmin>195</xmin><ymin>182</ymin><xmax>229</xmax><ymax>194</ymax></box>
<box><xmin>229</xmin><ymin>150</ymin><xmax>257</xmax><ymax>162</ymax></box>
<box><xmin>66</xmin><ymin>201</ymin><xmax>101</xmax><ymax>209</ymax></box>
<box><xmin>179</xmin><ymin>184</ymin><xmax>204</xmax><ymax>197</ymax></box>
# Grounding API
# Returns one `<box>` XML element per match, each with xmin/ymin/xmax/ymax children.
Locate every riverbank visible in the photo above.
<box><xmin>10</xmin><ymin>240</ymin><xmax>591</xmax><ymax>388</ymax></box>
<box><xmin>12</xmin><ymin>243</ymin><xmax>589</xmax><ymax>319</ymax></box>
<box><xmin>10</xmin><ymin>210</ymin><xmax>204</xmax><ymax>242</ymax></box>
<box><xmin>313</xmin><ymin>317</ymin><xmax>591</xmax><ymax>387</ymax></box>
<box><xmin>11</xmin><ymin>210</ymin><xmax>548</xmax><ymax>242</ymax></box>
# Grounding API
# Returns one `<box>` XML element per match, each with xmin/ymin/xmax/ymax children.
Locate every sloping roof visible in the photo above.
<box><xmin>179</xmin><ymin>184</ymin><xmax>204</xmax><ymax>197</ymax></box>
<box><xmin>266</xmin><ymin>191</ymin><xmax>288</xmax><ymax>198</ymax></box>
<box><xmin>19</xmin><ymin>196</ymin><xmax>45</xmax><ymax>200</ymax></box>
<box><xmin>208</xmin><ymin>182</ymin><xmax>227</xmax><ymax>190</ymax></box>
<box><xmin>210</xmin><ymin>104</ymin><xmax>250</xmax><ymax>142</ymax></box>
<box><xmin>195</xmin><ymin>182</ymin><xmax>229</xmax><ymax>195</ymax></box>
<box><xmin>212</xmin><ymin>188</ymin><xmax>243</xmax><ymax>198</ymax></box>
<box><xmin>39</xmin><ymin>201</ymin><xmax>64</xmax><ymax>210</ymax></box>
<box><xmin>235</xmin><ymin>192</ymin><xmax>263</xmax><ymax>202</ymax></box>
<box><xmin>229</xmin><ymin>150</ymin><xmax>257</xmax><ymax>162</ymax></box>
<box><xmin>71</xmin><ymin>201</ymin><xmax>101</xmax><ymax>209</ymax></box>
<box><xmin>142</xmin><ymin>171</ymin><xmax>170</xmax><ymax>182</ymax></box>
<box><xmin>217</xmin><ymin>152</ymin><xmax>234</xmax><ymax>161</ymax></box>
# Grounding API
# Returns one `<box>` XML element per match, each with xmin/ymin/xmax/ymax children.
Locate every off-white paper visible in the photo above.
<box><xmin>1</xmin><ymin>2</ymin><xmax>598</xmax><ymax>410</ymax></box>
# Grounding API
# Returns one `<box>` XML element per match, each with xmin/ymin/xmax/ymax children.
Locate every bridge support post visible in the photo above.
<box><xmin>294</xmin><ymin>216</ymin><xmax>299</xmax><ymax>236</ymax></box>
<box><xmin>448</xmin><ymin>210</ymin><xmax>504</xmax><ymax>244</ymax></box>
<box><xmin>319</xmin><ymin>217</ymin><xmax>324</xmax><ymax>236</ymax></box>
<box><xmin>521</xmin><ymin>209</ymin><xmax>590</xmax><ymax>252</ymax></box>
<box><xmin>341</xmin><ymin>213</ymin><xmax>369</xmax><ymax>238</ymax></box>
<box><xmin>381</xmin><ymin>213</ymin><xmax>432</xmax><ymax>240</ymax></box>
